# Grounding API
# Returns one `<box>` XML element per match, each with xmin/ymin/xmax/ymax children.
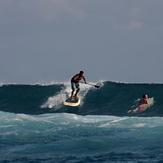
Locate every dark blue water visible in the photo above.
<box><xmin>0</xmin><ymin>81</ymin><xmax>163</xmax><ymax>162</ymax></box>
<box><xmin>0</xmin><ymin>81</ymin><xmax>162</xmax><ymax>116</ymax></box>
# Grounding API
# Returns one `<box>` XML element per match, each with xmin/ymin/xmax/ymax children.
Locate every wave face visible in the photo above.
<box><xmin>0</xmin><ymin>81</ymin><xmax>162</xmax><ymax>116</ymax></box>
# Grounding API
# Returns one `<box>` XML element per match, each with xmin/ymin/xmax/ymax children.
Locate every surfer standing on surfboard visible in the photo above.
<box><xmin>70</xmin><ymin>71</ymin><xmax>87</xmax><ymax>99</ymax></box>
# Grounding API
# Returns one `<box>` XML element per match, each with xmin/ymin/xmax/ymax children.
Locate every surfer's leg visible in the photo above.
<box><xmin>71</xmin><ymin>90</ymin><xmax>75</xmax><ymax>99</ymax></box>
<box><xmin>70</xmin><ymin>82</ymin><xmax>75</xmax><ymax>98</ymax></box>
<box><xmin>74</xmin><ymin>89</ymin><xmax>80</xmax><ymax>97</ymax></box>
<box><xmin>74</xmin><ymin>83</ymin><xmax>80</xmax><ymax>98</ymax></box>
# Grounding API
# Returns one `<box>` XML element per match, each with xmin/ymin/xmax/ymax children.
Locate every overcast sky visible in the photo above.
<box><xmin>0</xmin><ymin>0</ymin><xmax>163</xmax><ymax>83</ymax></box>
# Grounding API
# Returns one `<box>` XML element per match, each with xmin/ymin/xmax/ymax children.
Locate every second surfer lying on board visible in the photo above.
<box><xmin>128</xmin><ymin>94</ymin><xmax>149</xmax><ymax>113</ymax></box>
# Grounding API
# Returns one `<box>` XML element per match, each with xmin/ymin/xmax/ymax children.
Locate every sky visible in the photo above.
<box><xmin>0</xmin><ymin>0</ymin><xmax>163</xmax><ymax>83</ymax></box>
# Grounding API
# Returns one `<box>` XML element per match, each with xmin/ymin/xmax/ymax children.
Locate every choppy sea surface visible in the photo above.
<box><xmin>0</xmin><ymin>81</ymin><xmax>163</xmax><ymax>163</ymax></box>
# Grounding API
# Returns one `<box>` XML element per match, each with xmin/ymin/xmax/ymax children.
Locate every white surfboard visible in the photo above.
<box><xmin>128</xmin><ymin>97</ymin><xmax>154</xmax><ymax>113</ymax></box>
<box><xmin>64</xmin><ymin>97</ymin><xmax>81</xmax><ymax>107</ymax></box>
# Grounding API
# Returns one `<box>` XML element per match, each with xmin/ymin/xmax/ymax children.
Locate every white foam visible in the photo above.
<box><xmin>41</xmin><ymin>85</ymin><xmax>68</xmax><ymax>110</ymax></box>
<box><xmin>98</xmin><ymin>117</ymin><xmax>129</xmax><ymax>128</ymax></box>
<box><xmin>34</xmin><ymin>81</ymin><xmax>66</xmax><ymax>86</ymax></box>
<box><xmin>40</xmin><ymin>82</ymin><xmax>94</xmax><ymax>109</ymax></box>
<box><xmin>133</xmin><ymin>123</ymin><xmax>146</xmax><ymax>128</ymax></box>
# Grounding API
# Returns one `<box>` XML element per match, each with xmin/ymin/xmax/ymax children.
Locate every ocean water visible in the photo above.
<box><xmin>0</xmin><ymin>81</ymin><xmax>163</xmax><ymax>163</ymax></box>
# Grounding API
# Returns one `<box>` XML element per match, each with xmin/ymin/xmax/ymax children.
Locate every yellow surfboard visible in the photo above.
<box><xmin>64</xmin><ymin>97</ymin><xmax>80</xmax><ymax>107</ymax></box>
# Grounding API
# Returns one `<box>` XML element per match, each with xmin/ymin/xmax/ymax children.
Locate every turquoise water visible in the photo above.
<box><xmin>0</xmin><ymin>81</ymin><xmax>163</xmax><ymax>162</ymax></box>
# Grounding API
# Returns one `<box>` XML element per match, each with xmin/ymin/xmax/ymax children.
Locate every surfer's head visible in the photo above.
<box><xmin>79</xmin><ymin>71</ymin><xmax>84</xmax><ymax>75</ymax></box>
<box><xmin>142</xmin><ymin>94</ymin><xmax>148</xmax><ymax>99</ymax></box>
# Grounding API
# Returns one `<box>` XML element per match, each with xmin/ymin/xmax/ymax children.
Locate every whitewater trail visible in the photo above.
<box><xmin>41</xmin><ymin>82</ymin><xmax>93</xmax><ymax>110</ymax></box>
